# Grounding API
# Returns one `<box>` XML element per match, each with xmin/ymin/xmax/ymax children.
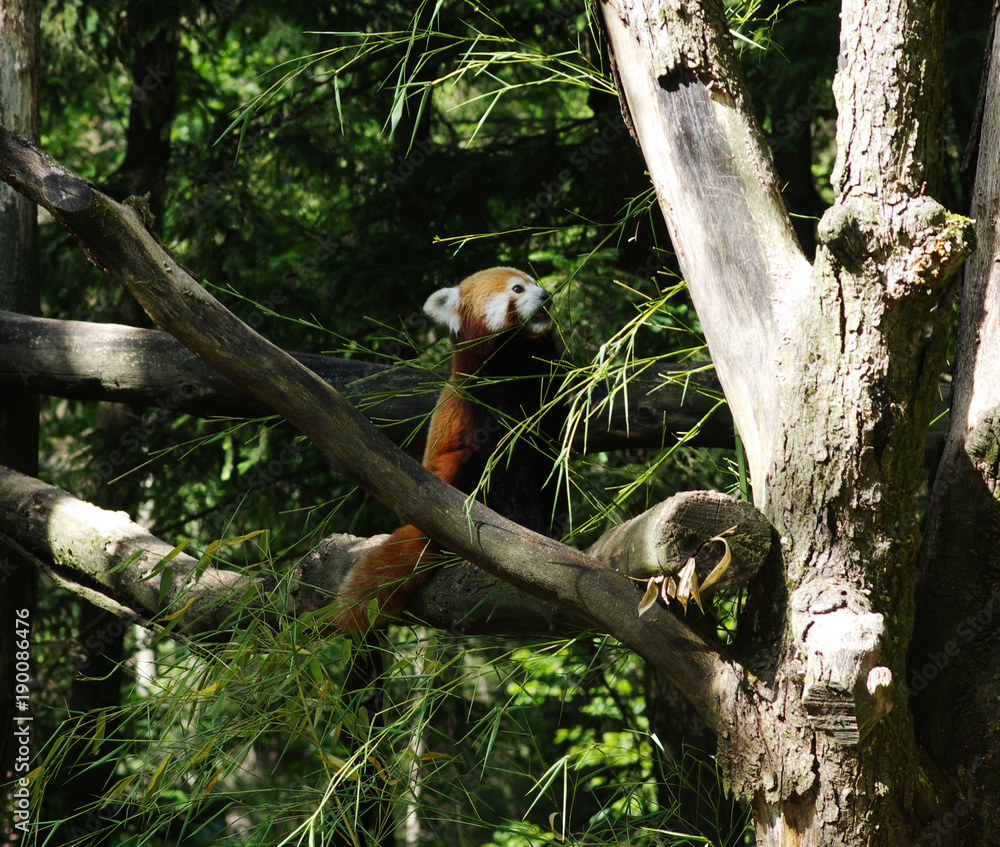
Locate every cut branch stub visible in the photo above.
<box><xmin>584</xmin><ymin>490</ymin><xmax>771</xmax><ymax>592</ymax></box>
<box><xmin>791</xmin><ymin>586</ymin><xmax>893</xmax><ymax>746</ymax></box>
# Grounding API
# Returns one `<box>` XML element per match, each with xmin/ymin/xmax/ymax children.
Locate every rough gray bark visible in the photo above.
<box><xmin>752</xmin><ymin>0</ymin><xmax>969</xmax><ymax>841</ymax></box>
<box><xmin>599</xmin><ymin>0</ymin><xmax>974</xmax><ymax>844</ymax></box>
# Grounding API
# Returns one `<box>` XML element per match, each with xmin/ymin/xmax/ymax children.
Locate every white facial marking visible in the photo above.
<box><xmin>424</xmin><ymin>286</ymin><xmax>462</xmax><ymax>335</ymax></box>
<box><xmin>516</xmin><ymin>281</ymin><xmax>549</xmax><ymax>328</ymax></box>
<box><xmin>483</xmin><ymin>275</ymin><xmax>549</xmax><ymax>332</ymax></box>
<box><xmin>483</xmin><ymin>291</ymin><xmax>511</xmax><ymax>332</ymax></box>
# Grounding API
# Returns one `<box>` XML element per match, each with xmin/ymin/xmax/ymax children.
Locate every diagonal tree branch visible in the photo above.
<box><xmin>0</xmin><ymin>126</ymin><xmax>741</xmax><ymax>729</ymax></box>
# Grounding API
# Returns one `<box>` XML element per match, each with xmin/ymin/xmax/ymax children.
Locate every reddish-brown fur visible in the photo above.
<box><xmin>327</xmin><ymin>267</ymin><xmax>556</xmax><ymax>631</ymax></box>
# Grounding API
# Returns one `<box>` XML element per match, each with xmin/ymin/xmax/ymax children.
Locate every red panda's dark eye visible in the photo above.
<box><xmin>512</xmin><ymin>284</ymin><xmax>525</xmax><ymax>294</ymax></box>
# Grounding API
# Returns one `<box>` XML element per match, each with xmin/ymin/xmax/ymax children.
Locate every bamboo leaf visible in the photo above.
<box><xmin>102</xmin><ymin>775</ymin><xmax>138</xmax><ymax>808</ymax></box>
<box><xmin>144</xmin><ymin>754</ymin><xmax>172</xmax><ymax>801</ymax></box>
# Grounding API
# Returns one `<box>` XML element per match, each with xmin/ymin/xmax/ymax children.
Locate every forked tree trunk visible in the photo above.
<box><xmin>601</xmin><ymin>0</ymin><xmax>977</xmax><ymax>844</ymax></box>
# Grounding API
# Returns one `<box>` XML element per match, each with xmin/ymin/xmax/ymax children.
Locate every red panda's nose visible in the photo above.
<box><xmin>531</xmin><ymin>290</ymin><xmax>551</xmax><ymax>317</ymax></box>
<box><xmin>531</xmin><ymin>289</ymin><xmax>551</xmax><ymax>313</ymax></box>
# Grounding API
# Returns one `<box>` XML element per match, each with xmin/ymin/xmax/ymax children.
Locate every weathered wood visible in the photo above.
<box><xmin>0</xmin><ymin>465</ymin><xmax>255</xmax><ymax>636</ymax></box>
<box><xmin>790</xmin><ymin>592</ymin><xmax>891</xmax><ymax>747</ymax></box>
<box><xmin>583</xmin><ymin>489</ymin><xmax>770</xmax><ymax>588</ymax></box>
<box><xmin>0</xmin><ymin>309</ymin><xmax>952</xmax><ymax>463</ymax></box>
<box><xmin>600</xmin><ymin>0</ymin><xmax>812</xmax><ymax>499</ymax></box>
<box><xmin>751</xmin><ymin>0</ymin><xmax>970</xmax><ymax>842</ymax></box>
<box><xmin>296</xmin><ymin>534</ymin><xmax>588</xmax><ymax>637</ymax></box>
<box><xmin>0</xmin><ymin>309</ymin><xmax>733</xmax><ymax>450</ymax></box>
<box><xmin>0</xmin><ymin>308</ymin><xmax>439</xmax><ymax>443</ymax></box>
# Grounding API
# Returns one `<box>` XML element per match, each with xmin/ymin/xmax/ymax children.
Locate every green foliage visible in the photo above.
<box><xmin>33</xmin><ymin>607</ymin><xmax>750</xmax><ymax>846</ymax></box>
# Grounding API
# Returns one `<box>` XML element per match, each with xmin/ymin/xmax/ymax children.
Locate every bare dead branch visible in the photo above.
<box><xmin>0</xmin><ymin>309</ymin><xmax>733</xmax><ymax>450</ymax></box>
<box><xmin>599</xmin><ymin>0</ymin><xmax>812</xmax><ymax>498</ymax></box>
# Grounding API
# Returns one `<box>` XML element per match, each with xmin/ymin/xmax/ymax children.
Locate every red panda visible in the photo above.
<box><xmin>330</xmin><ymin>266</ymin><xmax>564</xmax><ymax>631</ymax></box>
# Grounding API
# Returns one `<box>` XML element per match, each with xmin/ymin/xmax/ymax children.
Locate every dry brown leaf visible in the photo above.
<box><xmin>699</xmin><ymin>534</ymin><xmax>732</xmax><ymax>594</ymax></box>
<box><xmin>674</xmin><ymin>556</ymin><xmax>699</xmax><ymax>613</ymax></box>
<box><xmin>638</xmin><ymin>576</ymin><xmax>662</xmax><ymax>617</ymax></box>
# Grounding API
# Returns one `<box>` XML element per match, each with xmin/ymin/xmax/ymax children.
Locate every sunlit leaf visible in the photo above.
<box><xmin>638</xmin><ymin>576</ymin><xmax>662</xmax><ymax>616</ymax></box>
<box><xmin>144</xmin><ymin>754</ymin><xmax>172</xmax><ymax>801</ymax></box>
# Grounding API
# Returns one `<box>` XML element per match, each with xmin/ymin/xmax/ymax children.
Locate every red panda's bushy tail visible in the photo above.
<box><xmin>328</xmin><ymin>524</ymin><xmax>439</xmax><ymax>632</ymax></box>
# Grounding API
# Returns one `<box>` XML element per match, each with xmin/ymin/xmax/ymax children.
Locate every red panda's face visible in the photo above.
<box><xmin>424</xmin><ymin>267</ymin><xmax>552</xmax><ymax>340</ymax></box>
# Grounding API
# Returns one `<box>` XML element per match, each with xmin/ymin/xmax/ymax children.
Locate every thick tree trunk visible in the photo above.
<box><xmin>747</xmin><ymin>1</ymin><xmax>968</xmax><ymax>840</ymax></box>
<box><xmin>600</xmin><ymin>0</ymin><xmax>974</xmax><ymax>844</ymax></box>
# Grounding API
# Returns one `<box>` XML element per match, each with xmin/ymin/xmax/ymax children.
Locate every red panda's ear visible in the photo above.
<box><xmin>424</xmin><ymin>286</ymin><xmax>462</xmax><ymax>334</ymax></box>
